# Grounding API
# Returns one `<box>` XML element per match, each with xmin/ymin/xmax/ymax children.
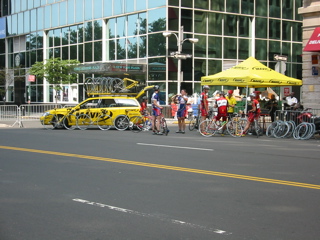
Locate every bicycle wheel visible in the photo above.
<box><xmin>41</xmin><ymin>114</ymin><xmax>58</xmax><ymax>130</ymax></box>
<box><xmin>285</xmin><ymin>121</ymin><xmax>296</xmax><ymax>138</ymax></box>
<box><xmin>97</xmin><ymin>114</ymin><xmax>112</xmax><ymax>130</ymax></box>
<box><xmin>77</xmin><ymin>114</ymin><xmax>93</xmax><ymax>130</ymax></box>
<box><xmin>160</xmin><ymin>118</ymin><xmax>169</xmax><ymax>135</ymax></box>
<box><xmin>199</xmin><ymin>120</ymin><xmax>215</xmax><ymax>137</ymax></box>
<box><xmin>129</xmin><ymin>116</ymin><xmax>144</xmax><ymax>132</ymax></box>
<box><xmin>274</xmin><ymin>121</ymin><xmax>290</xmax><ymax>138</ymax></box>
<box><xmin>114</xmin><ymin>115</ymin><xmax>129</xmax><ymax>130</ymax></box>
<box><xmin>254</xmin><ymin>120</ymin><xmax>263</xmax><ymax>138</ymax></box>
<box><xmin>301</xmin><ymin>123</ymin><xmax>315</xmax><ymax>140</ymax></box>
<box><xmin>239</xmin><ymin>118</ymin><xmax>248</xmax><ymax>129</ymax></box>
<box><xmin>188</xmin><ymin>116</ymin><xmax>196</xmax><ymax>131</ymax></box>
<box><xmin>63</xmin><ymin>114</ymin><xmax>78</xmax><ymax>130</ymax></box>
<box><xmin>266</xmin><ymin>121</ymin><xmax>278</xmax><ymax>137</ymax></box>
<box><xmin>294</xmin><ymin>123</ymin><xmax>309</xmax><ymax>140</ymax></box>
<box><xmin>227</xmin><ymin>120</ymin><xmax>243</xmax><ymax>137</ymax></box>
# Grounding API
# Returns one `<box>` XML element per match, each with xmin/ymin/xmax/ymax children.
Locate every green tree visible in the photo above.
<box><xmin>0</xmin><ymin>68</ymin><xmax>21</xmax><ymax>105</ymax></box>
<box><xmin>28</xmin><ymin>58</ymin><xmax>80</xmax><ymax>103</ymax></box>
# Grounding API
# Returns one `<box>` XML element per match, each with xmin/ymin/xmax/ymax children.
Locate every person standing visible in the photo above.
<box><xmin>151</xmin><ymin>85</ymin><xmax>163</xmax><ymax>135</ymax></box>
<box><xmin>267</xmin><ymin>94</ymin><xmax>278</xmax><ymax>122</ymax></box>
<box><xmin>176</xmin><ymin>89</ymin><xmax>188</xmax><ymax>134</ymax></box>
<box><xmin>242</xmin><ymin>92</ymin><xmax>261</xmax><ymax>136</ymax></box>
<box><xmin>226</xmin><ymin>90</ymin><xmax>237</xmax><ymax>118</ymax></box>
<box><xmin>283</xmin><ymin>92</ymin><xmax>298</xmax><ymax>110</ymax></box>
<box><xmin>214</xmin><ymin>91</ymin><xmax>228</xmax><ymax>136</ymax></box>
<box><xmin>140</xmin><ymin>96</ymin><xmax>148</xmax><ymax>114</ymax></box>
<box><xmin>200</xmin><ymin>85</ymin><xmax>210</xmax><ymax>134</ymax></box>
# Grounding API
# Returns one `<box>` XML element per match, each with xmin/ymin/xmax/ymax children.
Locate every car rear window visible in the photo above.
<box><xmin>114</xmin><ymin>99</ymin><xmax>139</xmax><ymax>107</ymax></box>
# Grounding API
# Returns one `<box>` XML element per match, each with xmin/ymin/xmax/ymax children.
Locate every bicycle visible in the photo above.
<box><xmin>226</xmin><ymin>113</ymin><xmax>244</xmax><ymax>137</ymax></box>
<box><xmin>41</xmin><ymin>107</ymin><xmax>79</xmax><ymax>130</ymax></box>
<box><xmin>189</xmin><ymin>111</ymin><xmax>201</xmax><ymax>131</ymax></box>
<box><xmin>252</xmin><ymin>118</ymin><xmax>263</xmax><ymax>138</ymax></box>
<box><xmin>152</xmin><ymin>110</ymin><xmax>169</xmax><ymax>136</ymax></box>
<box><xmin>76</xmin><ymin>108</ymin><xmax>113</xmax><ymax>130</ymax></box>
<box><xmin>266</xmin><ymin>120</ymin><xmax>295</xmax><ymax>138</ymax></box>
<box><xmin>129</xmin><ymin>113</ymin><xmax>153</xmax><ymax>133</ymax></box>
<box><xmin>293</xmin><ymin>122</ymin><xmax>316</xmax><ymax>140</ymax></box>
<box><xmin>239</xmin><ymin>113</ymin><xmax>262</xmax><ymax>138</ymax></box>
<box><xmin>199</xmin><ymin>113</ymin><xmax>240</xmax><ymax>137</ymax></box>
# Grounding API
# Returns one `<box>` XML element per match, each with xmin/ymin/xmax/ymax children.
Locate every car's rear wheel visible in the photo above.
<box><xmin>114</xmin><ymin>115</ymin><xmax>129</xmax><ymax>131</ymax></box>
<box><xmin>63</xmin><ymin>114</ymin><xmax>78</xmax><ymax>130</ymax></box>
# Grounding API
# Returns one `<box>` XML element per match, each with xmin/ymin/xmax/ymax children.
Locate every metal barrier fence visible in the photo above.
<box><xmin>20</xmin><ymin>104</ymin><xmax>63</xmax><ymax>121</ymax></box>
<box><xmin>0</xmin><ymin>105</ymin><xmax>18</xmax><ymax>121</ymax></box>
<box><xmin>275</xmin><ymin>109</ymin><xmax>320</xmax><ymax>124</ymax></box>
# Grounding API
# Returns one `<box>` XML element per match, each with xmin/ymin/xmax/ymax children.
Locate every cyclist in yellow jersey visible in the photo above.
<box><xmin>226</xmin><ymin>90</ymin><xmax>237</xmax><ymax>119</ymax></box>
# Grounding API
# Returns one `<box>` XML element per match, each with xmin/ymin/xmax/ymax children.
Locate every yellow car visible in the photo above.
<box><xmin>40</xmin><ymin>86</ymin><xmax>153</xmax><ymax>130</ymax></box>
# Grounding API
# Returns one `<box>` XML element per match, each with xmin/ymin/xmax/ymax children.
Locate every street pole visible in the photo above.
<box><xmin>163</xmin><ymin>27</ymin><xmax>198</xmax><ymax>97</ymax></box>
<box><xmin>177</xmin><ymin>26</ymin><xmax>183</xmax><ymax>94</ymax></box>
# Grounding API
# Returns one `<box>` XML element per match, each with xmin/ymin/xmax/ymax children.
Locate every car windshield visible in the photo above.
<box><xmin>114</xmin><ymin>99</ymin><xmax>139</xmax><ymax>107</ymax></box>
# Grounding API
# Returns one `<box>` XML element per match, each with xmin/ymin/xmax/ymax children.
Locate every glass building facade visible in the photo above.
<box><xmin>0</xmin><ymin>0</ymin><xmax>303</xmax><ymax>104</ymax></box>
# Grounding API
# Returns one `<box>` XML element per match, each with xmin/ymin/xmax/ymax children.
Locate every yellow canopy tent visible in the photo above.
<box><xmin>201</xmin><ymin>57</ymin><xmax>302</xmax><ymax>88</ymax></box>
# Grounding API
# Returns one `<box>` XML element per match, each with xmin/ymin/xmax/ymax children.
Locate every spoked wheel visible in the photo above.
<box><xmin>266</xmin><ymin>122</ymin><xmax>278</xmax><ymax>137</ymax></box>
<box><xmin>274</xmin><ymin>121</ymin><xmax>290</xmax><ymax>138</ymax></box>
<box><xmin>285</xmin><ymin>121</ymin><xmax>296</xmax><ymax>138</ymax></box>
<box><xmin>199</xmin><ymin>120</ymin><xmax>216</xmax><ymax>137</ymax></box>
<box><xmin>227</xmin><ymin>120</ymin><xmax>243</xmax><ymax>137</ymax></box>
<box><xmin>254</xmin><ymin>120</ymin><xmax>263</xmax><ymax>138</ymax></box>
<box><xmin>129</xmin><ymin>116</ymin><xmax>145</xmax><ymax>133</ymax></box>
<box><xmin>160</xmin><ymin>118</ymin><xmax>169</xmax><ymax>135</ymax></box>
<box><xmin>77</xmin><ymin>114</ymin><xmax>93</xmax><ymax>130</ymax></box>
<box><xmin>63</xmin><ymin>114</ymin><xmax>78</xmax><ymax>130</ymax></box>
<box><xmin>114</xmin><ymin>115</ymin><xmax>129</xmax><ymax>131</ymax></box>
<box><xmin>189</xmin><ymin>116</ymin><xmax>196</xmax><ymax>131</ymax></box>
<box><xmin>97</xmin><ymin>114</ymin><xmax>112</xmax><ymax>130</ymax></box>
<box><xmin>41</xmin><ymin>114</ymin><xmax>58</xmax><ymax>130</ymax></box>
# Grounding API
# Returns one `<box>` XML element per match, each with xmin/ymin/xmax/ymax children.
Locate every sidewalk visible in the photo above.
<box><xmin>0</xmin><ymin>120</ymin><xmax>43</xmax><ymax>128</ymax></box>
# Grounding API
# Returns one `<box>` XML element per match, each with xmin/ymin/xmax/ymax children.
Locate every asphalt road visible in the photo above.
<box><xmin>1</xmin><ymin>124</ymin><xmax>320</xmax><ymax>240</ymax></box>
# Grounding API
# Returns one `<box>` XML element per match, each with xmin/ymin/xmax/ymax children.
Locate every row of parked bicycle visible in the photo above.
<box><xmin>266</xmin><ymin>120</ymin><xmax>318</xmax><ymax>140</ymax></box>
<box><xmin>185</xmin><ymin>108</ymin><xmax>320</xmax><ymax>139</ymax></box>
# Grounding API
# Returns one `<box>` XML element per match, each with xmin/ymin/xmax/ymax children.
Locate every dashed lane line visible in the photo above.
<box><xmin>73</xmin><ymin>198</ymin><xmax>232</xmax><ymax>235</ymax></box>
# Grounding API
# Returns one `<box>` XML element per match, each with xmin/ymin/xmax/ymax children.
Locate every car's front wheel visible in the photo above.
<box><xmin>114</xmin><ymin>115</ymin><xmax>129</xmax><ymax>131</ymax></box>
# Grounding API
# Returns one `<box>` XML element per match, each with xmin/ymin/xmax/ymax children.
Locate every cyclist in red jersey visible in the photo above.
<box><xmin>242</xmin><ymin>92</ymin><xmax>261</xmax><ymax>136</ymax></box>
<box><xmin>214</xmin><ymin>91</ymin><xmax>228</xmax><ymax>135</ymax></box>
<box><xmin>200</xmin><ymin>85</ymin><xmax>210</xmax><ymax>133</ymax></box>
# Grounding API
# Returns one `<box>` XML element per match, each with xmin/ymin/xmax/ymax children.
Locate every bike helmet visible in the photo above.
<box><xmin>142</xmin><ymin>96</ymin><xmax>147</xmax><ymax>100</ymax></box>
<box><xmin>153</xmin><ymin>85</ymin><xmax>160</xmax><ymax>91</ymax></box>
<box><xmin>249</xmin><ymin>92</ymin><xmax>256</xmax><ymax>98</ymax></box>
<box><xmin>203</xmin><ymin>85</ymin><xmax>210</xmax><ymax>90</ymax></box>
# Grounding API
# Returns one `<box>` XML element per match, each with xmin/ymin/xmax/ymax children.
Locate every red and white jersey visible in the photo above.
<box><xmin>252</xmin><ymin>99</ymin><xmax>261</xmax><ymax>113</ymax></box>
<box><xmin>200</xmin><ymin>92</ymin><xmax>208</xmax><ymax>110</ymax></box>
<box><xmin>216</xmin><ymin>97</ymin><xmax>228</xmax><ymax>114</ymax></box>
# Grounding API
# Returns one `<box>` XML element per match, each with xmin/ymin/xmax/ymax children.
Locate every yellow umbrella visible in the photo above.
<box><xmin>201</xmin><ymin>57</ymin><xmax>302</xmax><ymax>88</ymax></box>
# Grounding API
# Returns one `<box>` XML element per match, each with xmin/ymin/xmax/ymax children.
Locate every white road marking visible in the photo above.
<box><xmin>137</xmin><ymin>143</ymin><xmax>214</xmax><ymax>151</ymax></box>
<box><xmin>73</xmin><ymin>198</ymin><xmax>231</xmax><ymax>235</ymax></box>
